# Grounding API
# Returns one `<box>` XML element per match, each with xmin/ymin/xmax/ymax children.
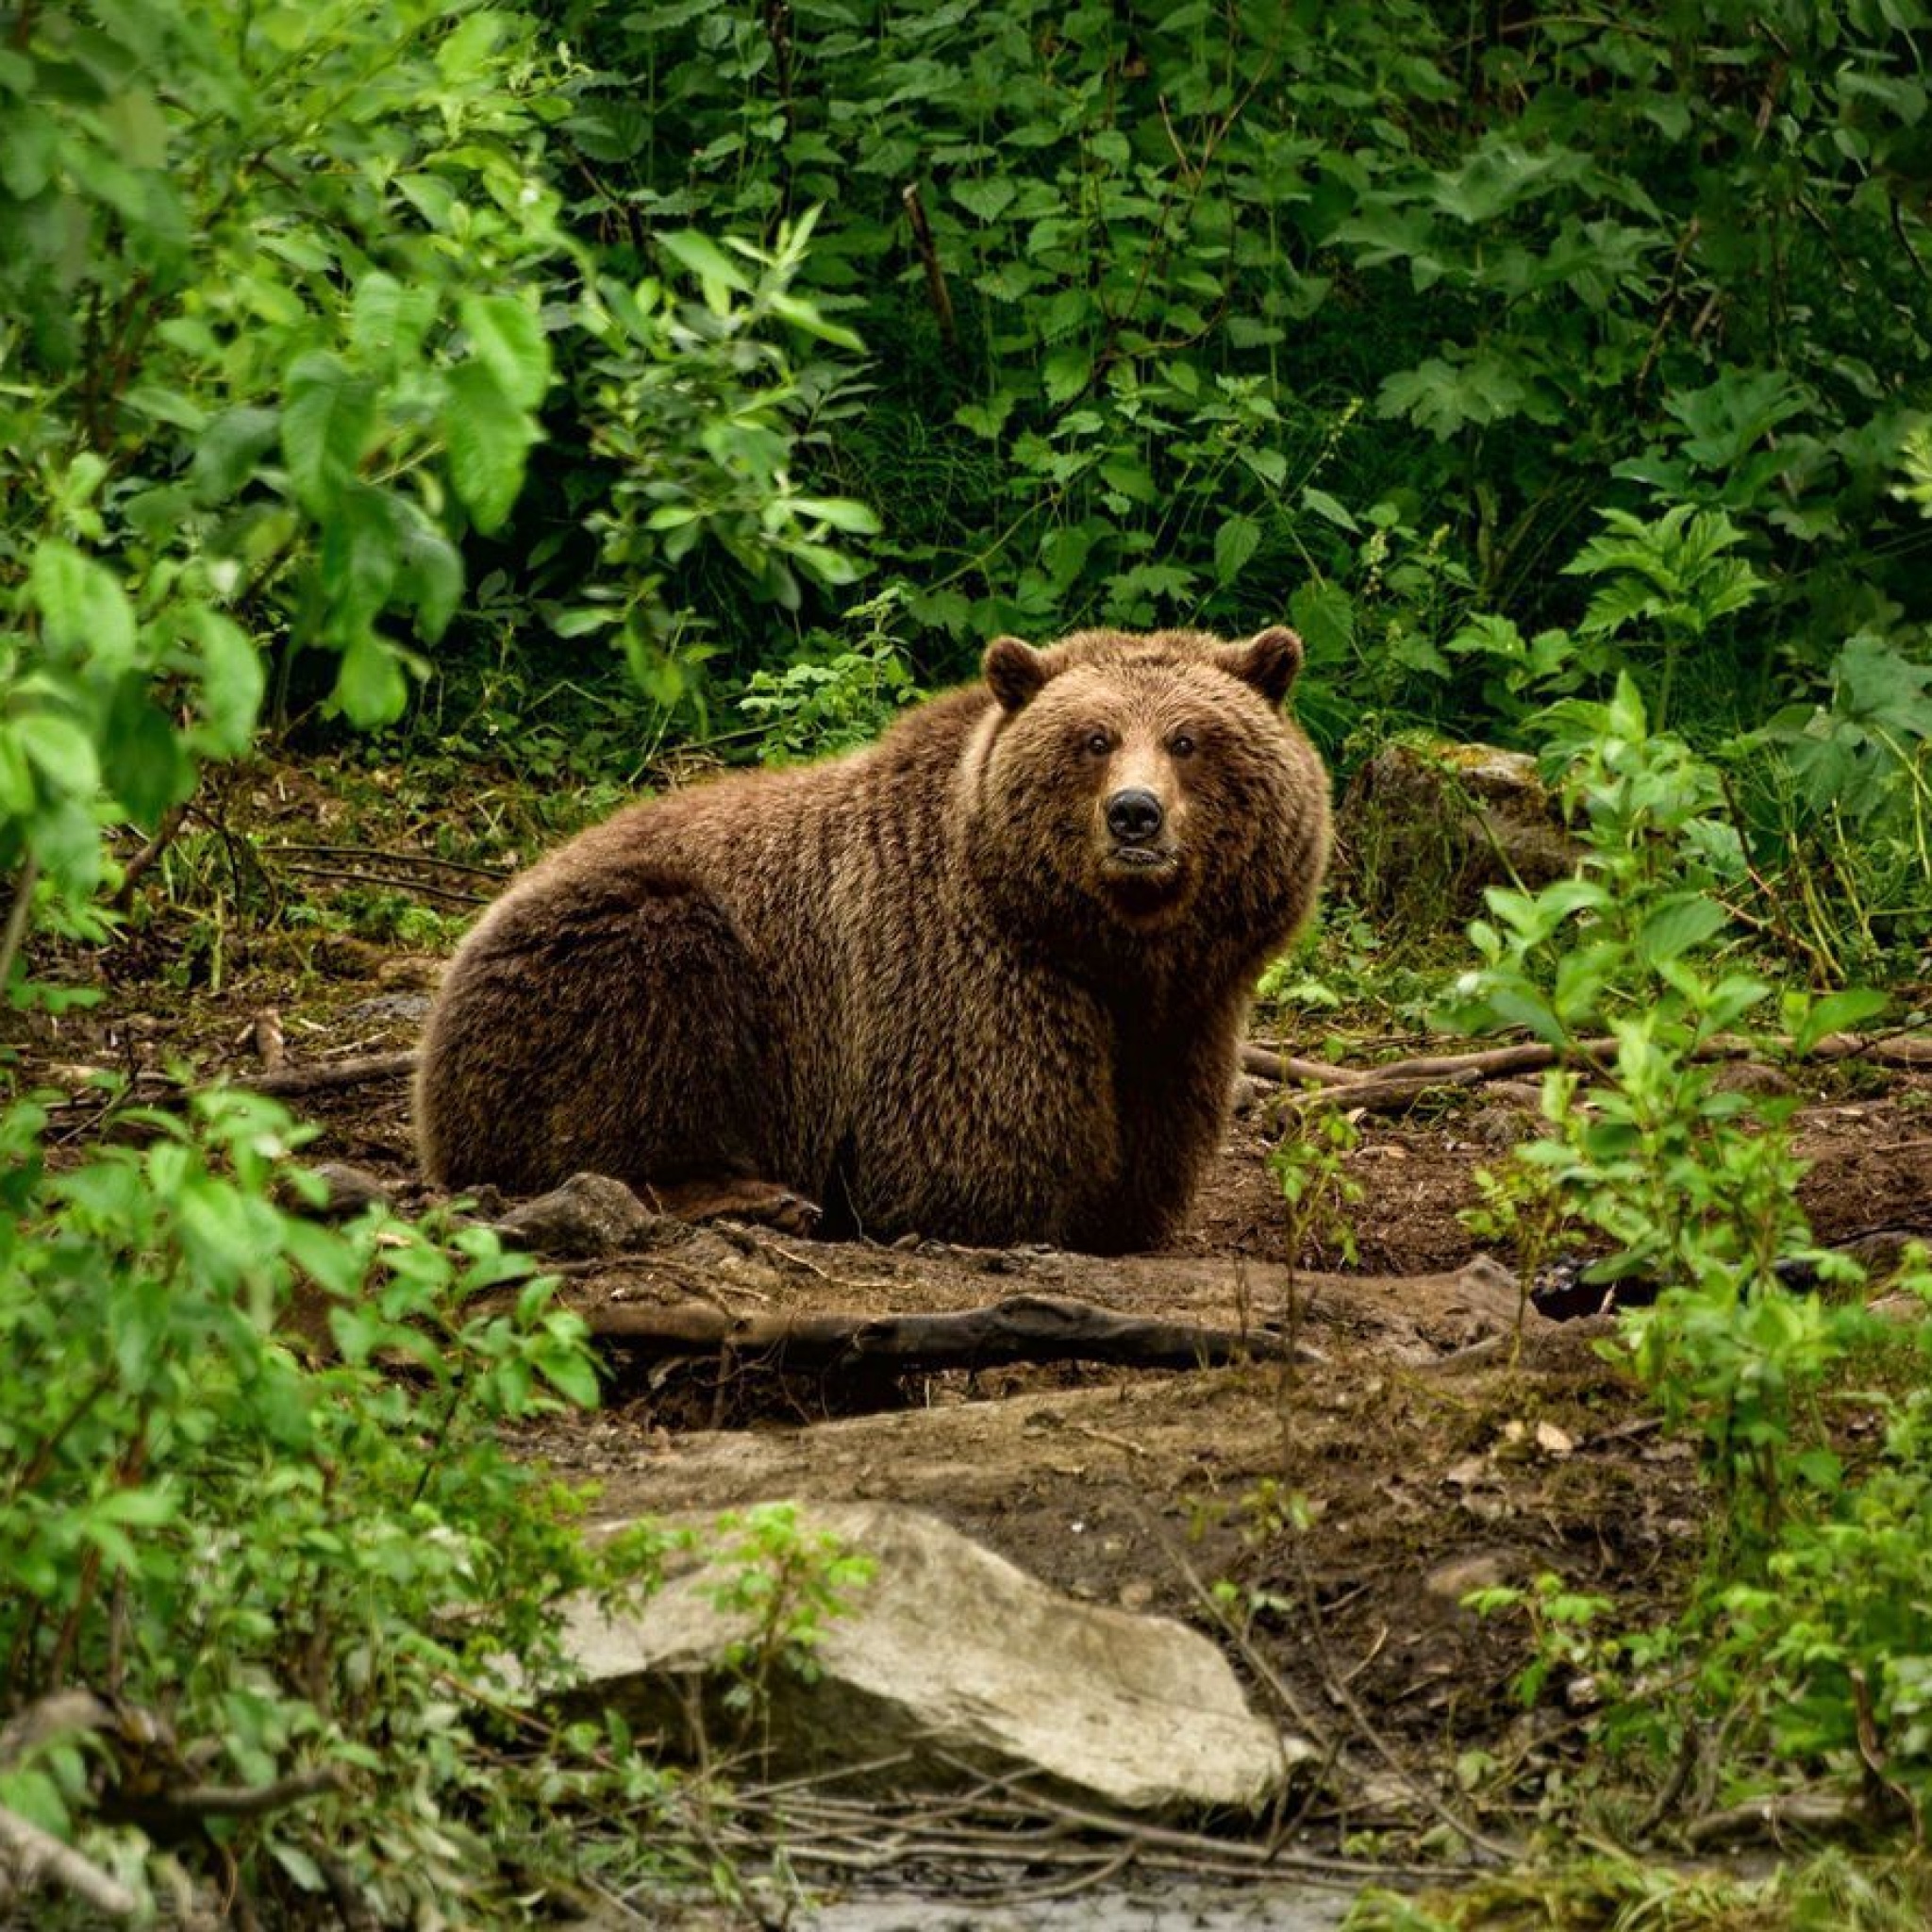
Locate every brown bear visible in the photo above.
<box><xmin>414</xmin><ymin>625</ymin><xmax>1330</xmax><ymax>1253</ymax></box>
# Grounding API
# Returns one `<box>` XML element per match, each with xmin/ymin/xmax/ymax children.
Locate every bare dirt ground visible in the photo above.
<box><xmin>20</xmin><ymin>899</ymin><xmax>1932</xmax><ymax>1863</ymax></box>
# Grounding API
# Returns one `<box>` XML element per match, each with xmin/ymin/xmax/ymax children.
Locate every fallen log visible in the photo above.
<box><xmin>585</xmin><ymin>1291</ymin><xmax>1300</xmax><ymax>1374</ymax></box>
<box><xmin>1241</xmin><ymin>1028</ymin><xmax>1932</xmax><ymax>1089</ymax></box>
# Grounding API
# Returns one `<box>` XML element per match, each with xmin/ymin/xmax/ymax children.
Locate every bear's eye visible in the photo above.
<box><xmin>1170</xmin><ymin>732</ymin><xmax>1197</xmax><ymax>758</ymax></box>
<box><xmin>1084</xmin><ymin>730</ymin><xmax>1112</xmax><ymax>757</ymax></box>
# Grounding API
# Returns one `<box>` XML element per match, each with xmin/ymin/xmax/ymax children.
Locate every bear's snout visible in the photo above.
<box><xmin>1106</xmin><ymin>787</ymin><xmax>1165</xmax><ymax>844</ymax></box>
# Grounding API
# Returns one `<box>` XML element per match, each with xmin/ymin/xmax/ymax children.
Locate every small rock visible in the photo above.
<box><xmin>1422</xmin><ymin>1552</ymin><xmax>1511</xmax><ymax>1603</ymax></box>
<box><xmin>493</xmin><ymin>1173</ymin><xmax>662</xmax><ymax>1258</ymax></box>
<box><xmin>307</xmin><ymin>1161</ymin><xmax>393</xmax><ymax>1220</ymax></box>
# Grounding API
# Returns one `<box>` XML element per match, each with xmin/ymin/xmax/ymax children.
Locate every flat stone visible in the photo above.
<box><xmin>558</xmin><ymin>1500</ymin><xmax>1308</xmax><ymax>1816</ymax></box>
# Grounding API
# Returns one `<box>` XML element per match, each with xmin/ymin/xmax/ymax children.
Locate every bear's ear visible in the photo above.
<box><xmin>984</xmin><ymin>635</ymin><xmax>1053</xmax><ymax>713</ymax></box>
<box><xmin>1215</xmin><ymin>625</ymin><xmax>1304</xmax><ymax>707</ymax></box>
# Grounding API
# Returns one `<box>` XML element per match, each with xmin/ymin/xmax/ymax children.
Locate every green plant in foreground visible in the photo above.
<box><xmin>1455</xmin><ymin>677</ymin><xmax>1932</xmax><ymax>1835</ymax></box>
<box><xmin>702</xmin><ymin>1504</ymin><xmax>877</xmax><ymax>1750</ymax></box>
<box><xmin>0</xmin><ymin>1080</ymin><xmax>676</xmax><ymax>1924</ymax></box>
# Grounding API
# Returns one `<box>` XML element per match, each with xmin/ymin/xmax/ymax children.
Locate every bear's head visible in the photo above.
<box><xmin>969</xmin><ymin>625</ymin><xmax>1320</xmax><ymax>947</ymax></box>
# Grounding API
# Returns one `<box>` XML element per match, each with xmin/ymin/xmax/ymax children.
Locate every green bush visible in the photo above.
<box><xmin>0</xmin><ymin>1083</ymin><xmax>656</xmax><ymax>1921</ymax></box>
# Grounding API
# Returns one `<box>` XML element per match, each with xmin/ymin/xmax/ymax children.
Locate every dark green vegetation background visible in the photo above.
<box><xmin>8</xmin><ymin>0</ymin><xmax>1932</xmax><ymax>973</ymax></box>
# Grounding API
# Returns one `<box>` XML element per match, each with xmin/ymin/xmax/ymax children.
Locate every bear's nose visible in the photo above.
<box><xmin>1106</xmin><ymin>788</ymin><xmax>1165</xmax><ymax>843</ymax></box>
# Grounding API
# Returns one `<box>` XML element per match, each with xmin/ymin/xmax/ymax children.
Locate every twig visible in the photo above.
<box><xmin>113</xmin><ymin>800</ymin><xmax>191</xmax><ymax>909</ymax></box>
<box><xmin>271</xmin><ymin>862</ymin><xmax>491</xmax><ymax>907</ymax></box>
<box><xmin>0</xmin><ymin>854</ymin><xmax>40</xmax><ymax>996</ymax></box>
<box><xmin>127</xmin><ymin>1766</ymin><xmax>347</xmax><ymax>1824</ymax></box>
<box><xmin>901</xmin><ymin>182</ymin><xmax>959</xmax><ymax>358</ymax></box>
<box><xmin>259</xmin><ymin>842</ymin><xmax>508</xmax><ymax>881</ymax></box>
<box><xmin>1275</xmin><ymin>1067</ymin><xmax>1483</xmax><ymax>1115</ymax></box>
<box><xmin>1286</xmin><ymin>1540</ymin><xmax>1515</xmax><ymax>1863</ymax></box>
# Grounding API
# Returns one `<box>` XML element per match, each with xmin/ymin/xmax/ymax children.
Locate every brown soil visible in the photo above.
<box><xmin>17</xmin><ymin>814</ymin><xmax>1932</xmax><ymax>1849</ymax></box>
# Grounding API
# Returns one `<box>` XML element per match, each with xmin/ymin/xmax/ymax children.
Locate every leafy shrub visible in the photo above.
<box><xmin>542</xmin><ymin>0</ymin><xmax>1932</xmax><ymax>741</ymax></box>
<box><xmin>0</xmin><ymin>1083</ymin><xmax>658</xmax><ymax>1922</ymax></box>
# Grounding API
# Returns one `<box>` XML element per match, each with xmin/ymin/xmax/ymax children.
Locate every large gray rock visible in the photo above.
<box><xmin>558</xmin><ymin>1501</ymin><xmax>1307</xmax><ymax>1815</ymax></box>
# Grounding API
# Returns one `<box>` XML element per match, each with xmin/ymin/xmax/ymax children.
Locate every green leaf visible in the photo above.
<box><xmin>458</xmin><ymin>293</ymin><xmax>552</xmax><ymax>412</ymax></box>
<box><xmin>1043</xmin><ymin>345</ymin><xmax>1091</xmax><ymax>407</ymax></box>
<box><xmin>280</xmin><ymin>355</ymin><xmax>376</xmax><ymax>520</ymax></box>
<box><xmin>1299</xmin><ymin>487</ymin><xmax>1359</xmax><ymax>532</ymax></box>
<box><xmin>954</xmin><ymin>177</ymin><xmax>1016</xmax><ymax>223</ymax></box>
<box><xmin>1214</xmin><ymin>513</ymin><xmax>1261</xmax><ymax>585</ymax></box>
<box><xmin>1289</xmin><ymin>580</ymin><xmax>1355</xmax><ymax>663</ymax></box>
<box><xmin>1637</xmin><ymin>893</ymin><xmax>1727</xmax><ymax>967</ymax></box>
<box><xmin>29</xmin><ymin>541</ymin><xmax>137</xmax><ymax>671</ymax></box>
<box><xmin>789</xmin><ymin>495</ymin><xmax>881</xmax><ymax>535</ymax></box>
<box><xmin>658</xmin><ymin>229</ymin><xmax>752</xmax><ymax>298</ymax></box>
<box><xmin>320</xmin><ymin>483</ymin><xmax>402</xmax><ymax>636</ymax></box>
<box><xmin>396</xmin><ymin>517</ymin><xmax>464</xmax><ymax>642</ymax></box>
<box><xmin>14</xmin><ymin>711</ymin><xmax>100</xmax><ymax>799</ymax></box>
<box><xmin>181</xmin><ymin>608</ymin><xmax>266</xmax><ymax>756</ymax></box>
<box><xmin>332</xmin><ymin>631</ymin><xmax>408</xmax><ymax>728</ymax></box>
<box><xmin>352</xmin><ymin>272</ymin><xmax>439</xmax><ymax>368</ymax></box>
<box><xmin>1787</xmin><ymin>987</ymin><xmax>1889</xmax><ymax>1056</ymax></box>
<box><xmin>192</xmin><ymin>407</ymin><xmax>281</xmax><ymax>507</ymax></box>
<box><xmin>103</xmin><ymin>675</ymin><xmax>194</xmax><ymax>824</ymax></box>
<box><xmin>444</xmin><ymin>362</ymin><xmax>537</xmax><ymax>534</ymax></box>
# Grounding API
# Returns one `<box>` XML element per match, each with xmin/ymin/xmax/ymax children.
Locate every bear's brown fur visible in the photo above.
<box><xmin>414</xmin><ymin>625</ymin><xmax>1331</xmax><ymax>1253</ymax></box>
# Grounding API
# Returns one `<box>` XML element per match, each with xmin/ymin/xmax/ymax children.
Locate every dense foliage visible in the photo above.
<box><xmin>3</xmin><ymin>0</ymin><xmax>1932</xmax><ymax>1919</ymax></box>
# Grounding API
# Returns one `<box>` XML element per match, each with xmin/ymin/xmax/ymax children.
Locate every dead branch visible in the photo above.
<box><xmin>242</xmin><ymin>1051</ymin><xmax>419</xmax><ymax>1097</ymax></box>
<box><xmin>1274</xmin><ymin>1067</ymin><xmax>1484</xmax><ymax>1115</ymax></box>
<box><xmin>0</xmin><ymin>1803</ymin><xmax>139</xmax><ymax>1918</ymax></box>
<box><xmin>113</xmin><ymin>800</ymin><xmax>191</xmax><ymax>909</ymax></box>
<box><xmin>585</xmin><ymin>1291</ymin><xmax>1299</xmax><ymax>1374</ymax></box>
<box><xmin>1240</xmin><ymin>1043</ymin><xmax>1360</xmax><ymax>1085</ymax></box>
<box><xmin>269</xmin><ymin>862</ymin><xmax>491</xmax><ymax>907</ymax></box>
<box><xmin>259</xmin><ymin>842</ymin><xmax>507</xmax><ymax>881</ymax></box>
<box><xmin>1242</xmin><ymin>1027</ymin><xmax>1932</xmax><ymax>1089</ymax></box>
<box><xmin>118</xmin><ymin>1766</ymin><xmax>347</xmax><ymax>1827</ymax></box>
<box><xmin>900</xmin><ymin>182</ymin><xmax>959</xmax><ymax>357</ymax></box>
<box><xmin>1683</xmin><ymin>1788</ymin><xmax>1857</xmax><ymax>1850</ymax></box>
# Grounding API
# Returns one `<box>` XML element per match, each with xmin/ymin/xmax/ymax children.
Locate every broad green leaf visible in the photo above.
<box><xmin>320</xmin><ymin>483</ymin><xmax>402</xmax><ymax>636</ymax></box>
<box><xmin>1214</xmin><ymin>513</ymin><xmax>1261</xmax><ymax>585</ymax></box>
<box><xmin>444</xmin><ymin>361</ymin><xmax>536</xmax><ymax>534</ymax></box>
<box><xmin>180</xmin><ymin>608</ymin><xmax>266</xmax><ymax>755</ymax></box>
<box><xmin>14</xmin><ymin>711</ymin><xmax>100</xmax><ymax>798</ymax></box>
<box><xmin>1299</xmin><ymin>487</ymin><xmax>1359</xmax><ymax>532</ymax></box>
<box><xmin>1289</xmin><ymin>579</ymin><xmax>1354</xmax><ymax>664</ymax></box>
<box><xmin>1637</xmin><ymin>892</ymin><xmax>1727</xmax><ymax>967</ymax></box>
<box><xmin>280</xmin><ymin>355</ymin><xmax>376</xmax><ymax>520</ymax></box>
<box><xmin>192</xmin><ymin>407</ymin><xmax>280</xmax><ymax>506</ymax></box>
<box><xmin>352</xmin><ymin>272</ymin><xmax>439</xmax><ymax>367</ymax></box>
<box><xmin>102</xmin><ymin>675</ymin><xmax>194</xmax><ymax>824</ymax></box>
<box><xmin>767</xmin><ymin>291</ymin><xmax>865</xmax><ymax>351</ymax></box>
<box><xmin>458</xmin><ymin>292</ymin><xmax>552</xmax><ymax>412</ymax></box>
<box><xmin>28</xmin><ymin>541</ymin><xmax>136</xmax><ymax>671</ymax></box>
<box><xmin>788</xmin><ymin>495</ymin><xmax>881</xmax><ymax>534</ymax></box>
<box><xmin>657</xmin><ymin>229</ymin><xmax>752</xmax><ymax>298</ymax></box>
<box><xmin>1787</xmin><ymin>987</ymin><xmax>1889</xmax><ymax>1056</ymax></box>
<box><xmin>1043</xmin><ymin>345</ymin><xmax>1091</xmax><ymax>406</ymax></box>
<box><xmin>396</xmin><ymin>519</ymin><xmax>464</xmax><ymax>642</ymax></box>
<box><xmin>332</xmin><ymin>630</ymin><xmax>408</xmax><ymax>728</ymax></box>
<box><xmin>954</xmin><ymin>177</ymin><xmax>1016</xmax><ymax>223</ymax></box>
